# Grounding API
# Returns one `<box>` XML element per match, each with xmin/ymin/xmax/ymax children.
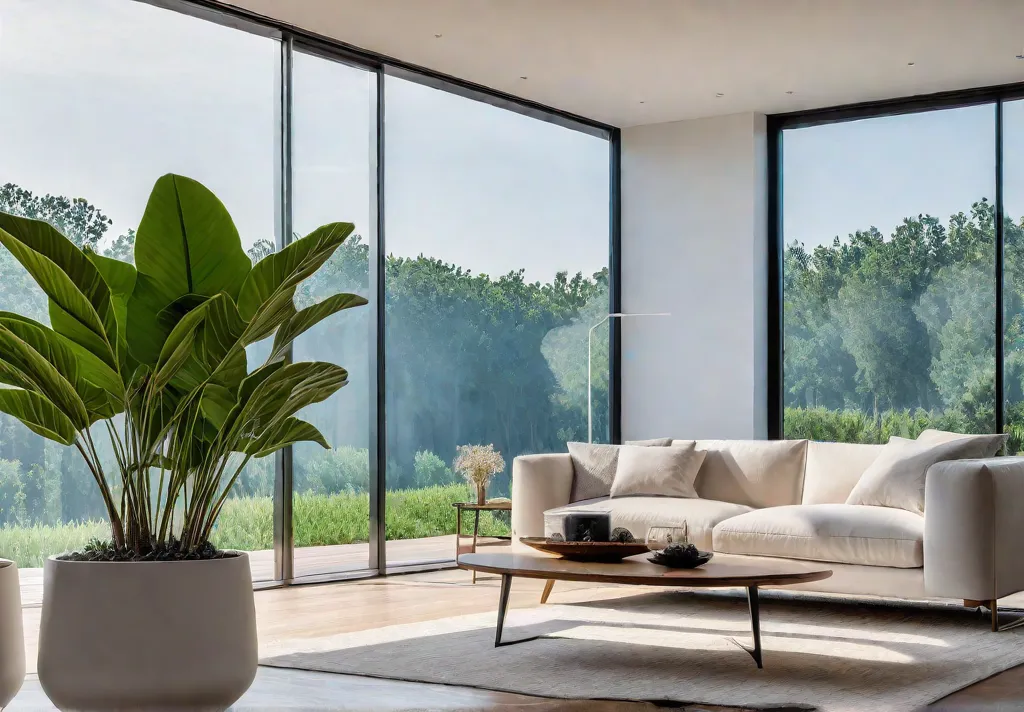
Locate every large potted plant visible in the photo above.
<box><xmin>0</xmin><ymin>559</ymin><xmax>24</xmax><ymax>709</ymax></box>
<box><xmin>0</xmin><ymin>174</ymin><xmax>365</xmax><ymax>711</ymax></box>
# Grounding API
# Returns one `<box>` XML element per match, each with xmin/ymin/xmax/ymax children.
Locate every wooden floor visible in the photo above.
<box><xmin>11</xmin><ymin>555</ymin><xmax>1024</xmax><ymax>710</ymax></box>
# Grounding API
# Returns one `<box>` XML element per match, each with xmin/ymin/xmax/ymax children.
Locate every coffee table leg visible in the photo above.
<box><xmin>747</xmin><ymin>585</ymin><xmax>762</xmax><ymax>668</ymax></box>
<box><xmin>495</xmin><ymin>573</ymin><xmax>512</xmax><ymax>647</ymax></box>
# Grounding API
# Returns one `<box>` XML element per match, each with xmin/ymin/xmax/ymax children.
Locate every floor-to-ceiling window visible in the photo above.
<box><xmin>383</xmin><ymin>76</ymin><xmax>612</xmax><ymax>565</ymax></box>
<box><xmin>777</xmin><ymin>94</ymin><xmax>1024</xmax><ymax>447</ymax></box>
<box><xmin>0</xmin><ymin>0</ymin><xmax>615</xmax><ymax>582</ymax></box>
<box><xmin>289</xmin><ymin>50</ymin><xmax>376</xmax><ymax>578</ymax></box>
<box><xmin>0</xmin><ymin>0</ymin><xmax>279</xmax><ymax>579</ymax></box>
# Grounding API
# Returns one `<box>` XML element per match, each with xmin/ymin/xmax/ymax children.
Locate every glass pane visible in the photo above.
<box><xmin>1004</xmin><ymin>99</ymin><xmax>1024</xmax><ymax>453</ymax></box>
<box><xmin>0</xmin><ymin>0</ymin><xmax>278</xmax><ymax>581</ymax></box>
<box><xmin>290</xmin><ymin>50</ymin><xmax>375</xmax><ymax>578</ymax></box>
<box><xmin>383</xmin><ymin>76</ymin><xmax>610</xmax><ymax>566</ymax></box>
<box><xmin>782</xmin><ymin>106</ymin><xmax>996</xmax><ymax>442</ymax></box>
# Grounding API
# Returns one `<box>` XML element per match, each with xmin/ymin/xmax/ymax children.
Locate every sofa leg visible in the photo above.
<box><xmin>984</xmin><ymin>599</ymin><xmax>1024</xmax><ymax>632</ymax></box>
<box><xmin>964</xmin><ymin>599</ymin><xmax>986</xmax><ymax>609</ymax></box>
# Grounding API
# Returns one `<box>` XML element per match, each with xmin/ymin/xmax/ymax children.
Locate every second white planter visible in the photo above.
<box><xmin>0</xmin><ymin>559</ymin><xmax>25</xmax><ymax>709</ymax></box>
<box><xmin>38</xmin><ymin>553</ymin><xmax>257</xmax><ymax>712</ymax></box>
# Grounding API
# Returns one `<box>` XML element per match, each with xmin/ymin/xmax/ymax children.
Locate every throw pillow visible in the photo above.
<box><xmin>625</xmin><ymin>437</ymin><xmax>673</xmax><ymax>447</ymax></box>
<box><xmin>610</xmin><ymin>442</ymin><xmax>705</xmax><ymax>498</ymax></box>
<box><xmin>846</xmin><ymin>436</ymin><xmax>997</xmax><ymax>514</ymax></box>
<box><xmin>567</xmin><ymin>440</ymin><xmax>677</xmax><ymax>501</ymax></box>
<box><xmin>567</xmin><ymin>442</ymin><xmax>620</xmax><ymax>501</ymax></box>
<box><xmin>916</xmin><ymin>428</ymin><xmax>1007</xmax><ymax>457</ymax></box>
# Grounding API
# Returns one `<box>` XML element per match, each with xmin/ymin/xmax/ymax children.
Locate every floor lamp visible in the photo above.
<box><xmin>588</xmin><ymin>312</ymin><xmax>671</xmax><ymax>443</ymax></box>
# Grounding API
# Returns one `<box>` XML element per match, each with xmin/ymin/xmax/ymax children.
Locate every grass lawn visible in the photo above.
<box><xmin>0</xmin><ymin>484</ymin><xmax>511</xmax><ymax>568</ymax></box>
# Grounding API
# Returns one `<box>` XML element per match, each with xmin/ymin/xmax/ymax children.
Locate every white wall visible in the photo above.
<box><xmin>621</xmin><ymin>112</ymin><xmax>768</xmax><ymax>440</ymax></box>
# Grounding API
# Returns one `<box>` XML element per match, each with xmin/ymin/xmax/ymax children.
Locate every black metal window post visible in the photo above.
<box><xmin>272</xmin><ymin>35</ymin><xmax>295</xmax><ymax>582</ymax></box>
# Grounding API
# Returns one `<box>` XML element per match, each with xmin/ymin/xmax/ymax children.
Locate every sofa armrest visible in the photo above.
<box><xmin>511</xmin><ymin>454</ymin><xmax>574</xmax><ymax>542</ymax></box>
<box><xmin>925</xmin><ymin>457</ymin><xmax>1024</xmax><ymax>601</ymax></box>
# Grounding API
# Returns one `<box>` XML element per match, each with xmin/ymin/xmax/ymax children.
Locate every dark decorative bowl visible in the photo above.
<box><xmin>648</xmin><ymin>549</ymin><xmax>714</xmax><ymax>569</ymax></box>
<box><xmin>519</xmin><ymin>537</ymin><xmax>649</xmax><ymax>563</ymax></box>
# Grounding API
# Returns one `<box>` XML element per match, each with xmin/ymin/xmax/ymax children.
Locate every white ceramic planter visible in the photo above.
<box><xmin>38</xmin><ymin>553</ymin><xmax>257</xmax><ymax>712</ymax></box>
<box><xmin>0</xmin><ymin>559</ymin><xmax>25</xmax><ymax>710</ymax></box>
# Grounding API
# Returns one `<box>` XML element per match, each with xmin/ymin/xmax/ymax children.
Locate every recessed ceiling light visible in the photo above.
<box><xmin>785</xmin><ymin>91</ymin><xmax>794</xmax><ymax>95</ymax></box>
<box><xmin>434</xmin><ymin>33</ymin><xmax>442</xmax><ymax>38</ymax></box>
<box><xmin>715</xmin><ymin>92</ymin><xmax>724</xmax><ymax>98</ymax></box>
<box><xmin>639</xmin><ymin>100</ymin><xmax>645</xmax><ymax>104</ymax></box>
<box><xmin>1017</xmin><ymin>53</ymin><xmax>1024</xmax><ymax>60</ymax></box>
<box><xmin>520</xmin><ymin>76</ymin><xmax>528</xmax><ymax>80</ymax></box>
<box><xmin>907</xmin><ymin>61</ymin><xmax>915</xmax><ymax>66</ymax></box>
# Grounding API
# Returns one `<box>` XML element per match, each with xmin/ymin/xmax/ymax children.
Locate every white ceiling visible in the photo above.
<box><xmin>225</xmin><ymin>0</ymin><xmax>1024</xmax><ymax>127</ymax></box>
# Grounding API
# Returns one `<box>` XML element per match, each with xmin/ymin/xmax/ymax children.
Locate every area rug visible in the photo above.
<box><xmin>262</xmin><ymin>590</ymin><xmax>1024</xmax><ymax>711</ymax></box>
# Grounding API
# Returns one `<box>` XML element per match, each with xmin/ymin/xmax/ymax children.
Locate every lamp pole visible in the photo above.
<box><xmin>588</xmin><ymin>312</ymin><xmax>671</xmax><ymax>443</ymax></box>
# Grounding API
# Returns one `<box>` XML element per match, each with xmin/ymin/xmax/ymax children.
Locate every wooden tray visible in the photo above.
<box><xmin>519</xmin><ymin>537</ymin><xmax>649</xmax><ymax>562</ymax></box>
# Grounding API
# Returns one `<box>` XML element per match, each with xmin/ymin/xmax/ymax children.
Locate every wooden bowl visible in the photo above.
<box><xmin>519</xmin><ymin>537</ymin><xmax>649</xmax><ymax>563</ymax></box>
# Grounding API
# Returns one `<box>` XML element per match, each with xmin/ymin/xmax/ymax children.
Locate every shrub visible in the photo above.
<box><xmin>413</xmin><ymin>450</ymin><xmax>454</xmax><ymax>488</ymax></box>
<box><xmin>300</xmin><ymin>445</ymin><xmax>370</xmax><ymax>495</ymax></box>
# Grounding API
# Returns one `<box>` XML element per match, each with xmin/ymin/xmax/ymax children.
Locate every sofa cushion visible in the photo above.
<box><xmin>610</xmin><ymin>443</ymin><xmax>705</xmax><ymax>498</ymax></box>
<box><xmin>686</xmin><ymin>439</ymin><xmax>809</xmax><ymax>509</ymax></box>
<box><xmin>712</xmin><ymin>504</ymin><xmax>925</xmax><ymax>568</ymax></box>
<box><xmin>544</xmin><ymin>496</ymin><xmax>753</xmax><ymax>550</ymax></box>
<box><xmin>916</xmin><ymin>429</ymin><xmax>1007</xmax><ymax>457</ymax></box>
<box><xmin>846</xmin><ymin>436</ymin><xmax>999</xmax><ymax>514</ymax></box>
<box><xmin>801</xmin><ymin>441</ymin><xmax>885</xmax><ymax>505</ymax></box>
<box><xmin>567</xmin><ymin>440</ymin><xmax>690</xmax><ymax>502</ymax></box>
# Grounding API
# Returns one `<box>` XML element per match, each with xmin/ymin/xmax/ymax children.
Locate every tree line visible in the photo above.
<box><xmin>785</xmin><ymin>197</ymin><xmax>1024</xmax><ymax>445</ymax></box>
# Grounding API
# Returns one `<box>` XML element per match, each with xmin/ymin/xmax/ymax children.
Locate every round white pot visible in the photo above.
<box><xmin>0</xmin><ymin>559</ymin><xmax>25</xmax><ymax>709</ymax></box>
<box><xmin>38</xmin><ymin>553</ymin><xmax>257</xmax><ymax>712</ymax></box>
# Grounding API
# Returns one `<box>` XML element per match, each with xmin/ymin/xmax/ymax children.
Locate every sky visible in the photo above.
<box><xmin>0</xmin><ymin>0</ymin><xmax>610</xmax><ymax>284</ymax></box>
<box><xmin>2</xmin><ymin>0</ymin><xmax>1023</xmax><ymax>274</ymax></box>
<box><xmin>784</xmin><ymin>101</ymin><xmax>1024</xmax><ymax>250</ymax></box>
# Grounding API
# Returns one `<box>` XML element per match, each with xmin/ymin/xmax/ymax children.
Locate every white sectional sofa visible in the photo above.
<box><xmin>510</xmin><ymin>437</ymin><xmax>1024</xmax><ymax>607</ymax></box>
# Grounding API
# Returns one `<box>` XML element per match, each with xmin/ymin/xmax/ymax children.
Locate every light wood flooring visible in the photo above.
<box><xmin>11</xmin><ymin>563</ymin><xmax>1024</xmax><ymax>710</ymax></box>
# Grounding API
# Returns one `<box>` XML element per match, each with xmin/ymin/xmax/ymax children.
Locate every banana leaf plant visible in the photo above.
<box><xmin>0</xmin><ymin>174</ymin><xmax>367</xmax><ymax>556</ymax></box>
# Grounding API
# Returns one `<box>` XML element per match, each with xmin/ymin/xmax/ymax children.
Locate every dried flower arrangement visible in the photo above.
<box><xmin>453</xmin><ymin>444</ymin><xmax>506</xmax><ymax>504</ymax></box>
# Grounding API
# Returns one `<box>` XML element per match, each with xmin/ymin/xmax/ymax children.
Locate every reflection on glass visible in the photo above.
<box><xmin>0</xmin><ymin>0</ymin><xmax>277</xmax><ymax>580</ymax></box>
<box><xmin>782</xmin><ymin>105</ymin><xmax>996</xmax><ymax>443</ymax></box>
<box><xmin>1004</xmin><ymin>100</ymin><xmax>1024</xmax><ymax>454</ymax></box>
<box><xmin>383</xmin><ymin>76</ymin><xmax>611</xmax><ymax>566</ymax></box>
<box><xmin>290</xmin><ymin>51</ymin><xmax>375</xmax><ymax>577</ymax></box>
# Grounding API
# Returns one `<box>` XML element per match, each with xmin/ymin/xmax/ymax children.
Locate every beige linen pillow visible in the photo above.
<box><xmin>625</xmin><ymin>438</ymin><xmax>673</xmax><ymax>447</ymax></box>
<box><xmin>567</xmin><ymin>440</ymin><xmax>684</xmax><ymax>501</ymax></box>
<box><xmin>567</xmin><ymin>442</ymin><xmax>619</xmax><ymax>502</ymax></box>
<box><xmin>916</xmin><ymin>428</ymin><xmax>1007</xmax><ymax>457</ymax></box>
<box><xmin>610</xmin><ymin>442</ymin><xmax>705</xmax><ymax>498</ymax></box>
<box><xmin>846</xmin><ymin>436</ymin><xmax>997</xmax><ymax>514</ymax></box>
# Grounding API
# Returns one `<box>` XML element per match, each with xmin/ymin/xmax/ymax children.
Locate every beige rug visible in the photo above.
<box><xmin>262</xmin><ymin>590</ymin><xmax>1024</xmax><ymax>711</ymax></box>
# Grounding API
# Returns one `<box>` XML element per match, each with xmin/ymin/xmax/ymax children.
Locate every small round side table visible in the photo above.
<box><xmin>453</xmin><ymin>501</ymin><xmax>512</xmax><ymax>583</ymax></box>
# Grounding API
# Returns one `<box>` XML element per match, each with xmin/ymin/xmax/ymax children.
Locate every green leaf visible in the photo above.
<box><xmin>243</xmin><ymin>417</ymin><xmax>328</xmax><ymax>458</ymax></box>
<box><xmin>153</xmin><ymin>303</ymin><xmax>207</xmax><ymax>390</ymax></box>
<box><xmin>0</xmin><ymin>325</ymin><xmax>90</xmax><ymax>429</ymax></box>
<box><xmin>237</xmin><ymin>223</ymin><xmax>354</xmax><ymax>340</ymax></box>
<box><xmin>86</xmin><ymin>249</ymin><xmax>137</xmax><ymax>369</ymax></box>
<box><xmin>0</xmin><ymin>218</ymin><xmax>115</xmax><ymax>367</ymax></box>
<box><xmin>0</xmin><ymin>388</ymin><xmax>76</xmax><ymax>445</ymax></box>
<box><xmin>268</xmin><ymin>293</ymin><xmax>368</xmax><ymax>363</ymax></box>
<box><xmin>230</xmin><ymin>361</ymin><xmax>348</xmax><ymax>443</ymax></box>
<box><xmin>0</xmin><ymin>312</ymin><xmax>123</xmax><ymax>420</ymax></box>
<box><xmin>127</xmin><ymin>175</ymin><xmax>251</xmax><ymax>364</ymax></box>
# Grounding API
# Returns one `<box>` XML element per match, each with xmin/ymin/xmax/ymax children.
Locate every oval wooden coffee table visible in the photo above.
<box><xmin>458</xmin><ymin>551</ymin><xmax>832</xmax><ymax>668</ymax></box>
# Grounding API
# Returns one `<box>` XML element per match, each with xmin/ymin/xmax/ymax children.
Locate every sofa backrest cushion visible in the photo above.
<box><xmin>686</xmin><ymin>439</ymin><xmax>808</xmax><ymax>508</ymax></box>
<box><xmin>801</xmin><ymin>441</ymin><xmax>885</xmax><ymax>505</ymax></box>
